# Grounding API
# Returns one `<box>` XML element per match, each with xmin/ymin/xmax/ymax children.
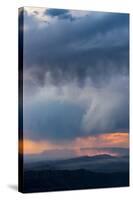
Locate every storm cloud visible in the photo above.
<box><xmin>23</xmin><ymin>74</ymin><xmax>129</xmax><ymax>141</ymax></box>
<box><xmin>23</xmin><ymin>9</ymin><xmax>129</xmax><ymax>86</ymax></box>
<box><xmin>22</xmin><ymin>8</ymin><xmax>129</xmax><ymax>142</ymax></box>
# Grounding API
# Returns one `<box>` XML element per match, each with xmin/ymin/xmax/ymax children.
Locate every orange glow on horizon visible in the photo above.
<box><xmin>20</xmin><ymin>132</ymin><xmax>129</xmax><ymax>156</ymax></box>
<box><xmin>74</xmin><ymin>132</ymin><xmax>129</xmax><ymax>149</ymax></box>
<box><xmin>19</xmin><ymin>139</ymin><xmax>58</xmax><ymax>154</ymax></box>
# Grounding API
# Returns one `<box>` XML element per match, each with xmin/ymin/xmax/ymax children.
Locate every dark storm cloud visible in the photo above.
<box><xmin>45</xmin><ymin>8</ymin><xmax>76</xmax><ymax>21</ymax></box>
<box><xmin>23</xmin><ymin>75</ymin><xmax>129</xmax><ymax>141</ymax></box>
<box><xmin>23</xmin><ymin>11</ymin><xmax>129</xmax><ymax>86</ymax></box>
<box><xmin>22</xmin><ymin>8</ymin><xmax>129</xmax><ymax>141</ymax></box>
<box><xmin>45</xmin><ymin>8</ymin><xmax>69</xmax><ymax>17</ymax></box>
<box><xmin>45</xmin><ymin>8</ymin><xmax>68</xmax><ymax>17</ymax></box>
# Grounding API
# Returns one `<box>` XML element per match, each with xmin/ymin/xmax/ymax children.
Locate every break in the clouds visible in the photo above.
<box><xmin>22</xmin><ymin>7</ymin><xmax>129</xmax><ymax>143</ymax></box>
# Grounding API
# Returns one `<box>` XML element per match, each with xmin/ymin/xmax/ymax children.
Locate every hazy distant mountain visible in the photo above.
<box><xmin>24</xmin><ymin>154</ymin><xmax>129</xmax><ymax>173</ymax></box>
<box><xmin>24</xmin><ymin>147</ymin><xmax>129</xmax><ymax>163</ymax></box>
<box><xmin>24</xmin><ymin>149</ymin><xmax>77</xmax><ymax>162</ymax></box>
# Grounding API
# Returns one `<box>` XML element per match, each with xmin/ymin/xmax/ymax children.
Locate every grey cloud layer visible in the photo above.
<box><xmin>23</xmin><ymin>10</ymin><xmax>129</xmax><ymax>86</ymax></box>
<box><xmin>23</xmin><ymin>74</ymin><xmax>129</xmax><ymax>141</ymax></box>
<box><xmin>22</xmin><ymin>8</ymin><xmax>129</xmax><ymax>141</ymax></box>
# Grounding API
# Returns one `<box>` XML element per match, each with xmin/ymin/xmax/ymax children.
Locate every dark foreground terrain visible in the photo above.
<box><xmin>23</xmin><ymin>169</ymin><xmax>129</xmax><ymax>193</ymax></box>
<box><xmin>21</xmin><ymin>154</ymin><xmax>129</xmax><ymax>193</ymax></box>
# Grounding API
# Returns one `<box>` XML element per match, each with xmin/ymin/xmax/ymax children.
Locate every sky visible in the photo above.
<box><xmin>19</xmin><ymin>7</ymin><xmax>129</xmax><ymax>159</ymax></box>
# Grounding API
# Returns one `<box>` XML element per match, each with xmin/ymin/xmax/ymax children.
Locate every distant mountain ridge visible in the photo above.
<box><xmin>62</xmin><ymin>154</ymin><xmax>115</xmax><ymax>161</ymax></box>
<box><xmin>24</xmin><ymin>153</ymin><xmax>129</xmax><ymax>173</ymax></box>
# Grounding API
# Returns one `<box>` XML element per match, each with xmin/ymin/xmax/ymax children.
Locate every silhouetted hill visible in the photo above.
<box><xmin>21</xmin><ymin>154</ymin><xmax>129</xmax><ymax>193</ymax></box>
<box><xmin>22</xmin><ymin>169</ymin><xmax>129</xmax><ymax>193</ymax></box>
